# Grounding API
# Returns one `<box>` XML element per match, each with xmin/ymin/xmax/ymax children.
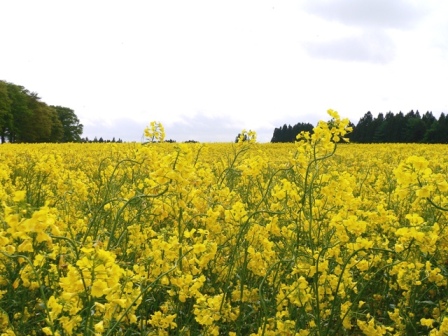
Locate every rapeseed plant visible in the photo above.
<box><xmin>0</xmin><ymin>111</ymin><xmax>448</xmax><ymax>334</ymax></box>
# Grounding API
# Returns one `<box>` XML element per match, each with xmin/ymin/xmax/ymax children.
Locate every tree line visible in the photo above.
<box><xmin>4</xmin><ymin>80</ymin><xmax>447</xmax><ymax>145</ymax></box>
<box><xmin>271</xmin><ymin>110</ymin><xmax>448</xmax><ymax>144</ymax></box>
<box><xmin>0</xmin><ymin>80</ymin><xmax>83</xmax><ymax>143</ymax></box>
<box><xmin>81</xmin><ymin>137</ymin><xmax>123</xmax><ymax>143</ymax></box>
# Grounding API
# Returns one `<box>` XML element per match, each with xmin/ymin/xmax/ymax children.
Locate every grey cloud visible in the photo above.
<box><xmin>165</xmin><ymin>114</ymin><xmax>275</xmax><ymax>143</ymax></box>
<box><xmin>305</xmin><ymin>30</ymin><xmax>395</xmax><ymax>63</ymax></box>
<box><xmin>304</xmin><ymin>0</ymin><xmax>428</xmax><ymax>30</ymax></box>
<box><xmin>301</xmin><ymin>0</ymin><xmax>429</xmax><ymax>63</ymax></box>
<box><xmin>82</xmin><ymin>118</ymin><xmax>146</xmax><ymax>142</ymax></box>
<box><xmin>81</xmin><ymin>114</ymin><xmax>277</xmax><ymax>143</ymax></box>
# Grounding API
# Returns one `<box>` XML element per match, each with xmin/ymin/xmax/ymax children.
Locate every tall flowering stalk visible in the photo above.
<box><xmin>144</xmin><ymin>121</ymin><xmax>165</xmax><ymax>143</ymax></box>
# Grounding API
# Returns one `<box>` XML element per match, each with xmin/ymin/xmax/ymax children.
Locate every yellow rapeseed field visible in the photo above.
<box><xmin>1</xmin><ymin>111</ymin><xmax>448</xmax><ymax>335</ymax></box>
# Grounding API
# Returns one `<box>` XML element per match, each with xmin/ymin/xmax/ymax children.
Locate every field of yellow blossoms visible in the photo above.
<box><xmin>1</xmin><ymin>111</ymin><xmax>448</xmax><ymax>335</ymax></box>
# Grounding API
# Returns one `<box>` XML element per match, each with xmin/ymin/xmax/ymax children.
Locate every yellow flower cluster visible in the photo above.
<box><xmin>0</xmin><ymin>110</ymin><xmax>448</xmax><ymax>335</ymax></box>
<box><xmin>144</xmin><ymin>121</ymin><xmax>166</xmax><ymax>143</ymax></box>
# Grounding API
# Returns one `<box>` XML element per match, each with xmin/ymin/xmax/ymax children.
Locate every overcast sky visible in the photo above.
<box><xmin>1</xmin><ymin>0</ymin><xmax>447</xmax><ymax>142</ymax></box>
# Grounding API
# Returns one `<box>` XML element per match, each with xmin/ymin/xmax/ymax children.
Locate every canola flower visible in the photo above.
<box><xmin>0</xmin><ymin>110</ymin><xmax>448</xmax><ymax>335</ymax></box>
<box><xmin>144</xmin><ymin>121</ymin><xmax>166</xmax><ymax>143</ymax></box>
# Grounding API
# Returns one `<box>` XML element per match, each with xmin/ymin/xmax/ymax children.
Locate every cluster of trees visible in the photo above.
<box><xmin>270</xmin><ymin>110</ymin><xmax>448</xmax><ymax>144</ymax></box>
<box><xmin>350</xmin><ymin>110</ymin><xmax>448</xmax><ymax>143</ymax></box>
<box><xmin>80</xmin><ymin>137</ymin><xmax>123</xmax><ymax>143</ymax></box>
<box><xmin>271</xmin><ymin>122</ymin><xmax>314</xmax><ymax>142</ymax></box>
<box><xmin>0</xmin><ymin>80</ymin><xmax>83</xmax><ymax>143</ymax></box>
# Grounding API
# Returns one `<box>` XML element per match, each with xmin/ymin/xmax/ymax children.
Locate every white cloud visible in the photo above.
<box><xmin>1</xmin><ymin>0</ymin><xmax>448</xmax><ymax>143</ymax></box>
